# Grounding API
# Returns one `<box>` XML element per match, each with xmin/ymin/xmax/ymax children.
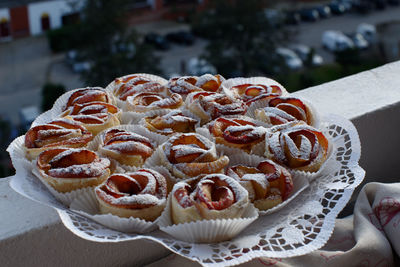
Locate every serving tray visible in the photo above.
<box><xmin>8</xmin><ymin>113</ymin><xmax>364</xmax><ymax>266</ymax></box>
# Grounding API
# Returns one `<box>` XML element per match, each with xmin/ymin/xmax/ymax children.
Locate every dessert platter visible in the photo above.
<box><xmin>8</xmin><ymin>73</ymin><xmax>365</xmax><ymax>266</ymax></box>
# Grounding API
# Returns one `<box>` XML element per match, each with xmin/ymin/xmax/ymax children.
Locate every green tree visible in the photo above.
<box><xmin>41</xmin><ymin>83</ymin><xmax>66</xmax><ymax>111</ymax></box>
<box><xmin>76</xmin><ymin>0</ymin><xmax>161</xmax><ymax>86</ymax></box>
<box><xmin>192</xmin><ymin>0</ymin><xmax>290</xmax><ymax>77</ymax></box>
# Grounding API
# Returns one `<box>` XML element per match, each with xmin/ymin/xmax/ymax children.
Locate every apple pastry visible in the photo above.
<box><xmin>113</xmin><ymin>74</ymin><xmax>166</xmax><ymax>101</ymax></box>
<box><xmin>36</xmin><ymin>148</ymin><xmax>111</xmax><ymax>193</ymax></box>
<box><xmin>255</xmin><ymin>96</ymin><xmax>316</xmax><ymax>126</ymax></box>
<box><xmin>24</xmin><ymin>118</ymin><xmax>93</xmax><ymax>160</ymax></box>
<box><xmin>160</xmin><ymin>133</ymin><xmax>229</xmax><ymax>179</ymax></box>
<box><xmin>95</xmin><ymin>169</ymin><xmax>167</xmax><ymax>221</ymax></box>
<box><xmin>167</xmin><ymin>74</ymin><xmax>225</xmax><ymax>98</ymax></box>
<box><xmin>64</xmin><ymin>87</ymin><xmax>114</xmax><ymax>110</ymax></box>
<box><xmin>227</xmin><ymin>160</ymin><xmax>293</xmax><ymax>210</ymax></box>
<box><xmin>63</xmin><ymin>101</ymin><xmax>121</xmax><ymax>135</ymax></box>
<box><xmin>228</xmin><ymin>83</ymin><xmax>284</xmax><ymax>105</ymax></box>
<box><xmin>265</xmin><ymin>122</ymin><xmax>329</xmax><ymax>172</ymax></box>
<box><xmin>170</xmin><ymin>174</ymin><xmax>249</xmax><ymax>224</ymax></box>
<box><xmin>207</xmin><ymin>116</ymin><xmax>267</xmax><ymax>152</ymax></box>
<box><xmin>186</xmin><ymin>91</ymin><xmax>247</xmax><ymax>124</ymax></box>
<box><xmin>125</xmin><ymin>92</ymin><xmax>183</xmax><ymax>113</ymax></box>
<box><xmin>98</xmin><ymin>128</ymin><xmax>154</xmax><ymax>167</ymax></box>
<box><xmin>141</xmin><ymin>110</ymin><xmax>198</xmax><ymax>136</ymax></box>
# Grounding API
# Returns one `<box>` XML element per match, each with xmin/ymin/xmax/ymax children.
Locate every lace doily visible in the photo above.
<box><xmin>8</xmin><ymin>114</ymin><xmax>364</xmax><ymax>267</ymax></box>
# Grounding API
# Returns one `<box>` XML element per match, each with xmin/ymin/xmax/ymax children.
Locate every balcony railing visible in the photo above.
<box><xmin>1</xmin><ymin>60</ymin><xmax>400</xmax><ymax>265</ymax></box>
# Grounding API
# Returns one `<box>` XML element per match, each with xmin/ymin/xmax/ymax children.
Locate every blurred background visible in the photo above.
<box><xmin>0</xmin><ymin>0</ymin><xmax>399</xmax><ymax>177</ymax></box>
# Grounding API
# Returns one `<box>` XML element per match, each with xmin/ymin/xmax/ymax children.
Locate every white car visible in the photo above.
<box><xmin>290</xmin><ymin>44</ymin><xmax>324</xmax><ymax>66</ymax></box>
<box><xmin>348</xmin><ymin>33</ymin><xmax>369</xmax><ymax>49</ymax></box>
<box><xmin>187</xmin><ymin>57</ymin><xmax>217</xmax><ymax>76</ymax></box>
<box><xmin>322</xmin><ymin>30</ymin><xmax>354</xmax><ymax>52</ymax></box>
<box><xmin>357</xmin><ymin>23</ymin><xmax>376</xmax><ymax>44</ymax></box>
<box><xmin>275</xmin><ymin>48</ymin><xmax>303</xmax><ymax>70</ymax></box>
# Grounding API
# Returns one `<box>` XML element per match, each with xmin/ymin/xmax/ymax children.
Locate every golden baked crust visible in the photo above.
<box><xmin>160</xmin><ymin>133</ymin><xmax>229</xmax><ymax>179</ymax></box>
<box><xmin>227</xmin><ymin>160</ymin><xmax>293</xmax><ymax>211</ymax></box>
<box><xmin>95</xmin><ymin>169</ymin><xmax>167</xmax><ymax>221</ymax></box>
<box><xmin>98</xmin><ymin>128</ymin><xmax>154</xmax><ymax>167</ymax></box>
<box><xmin>208</xmin><ymin>116</ymin><xmax>266</xmax><ymax>152</ymax></box>
<box><xmin>24</xmin><ymin>118</ymin><xmax>93</xmax><ymax>160</ymax></box>
<box><xmin>36</xmin><ymin>148</ymin><xmax>111</xmax><ymax>193</ymax></box>
<box><xmin>170</xmin><ymin>174</ymin><xmax>249</xmax><ymax>224</ymax></box>
<box><xmin>265</xmin><ymin>122</ymin><xmax>329</xmax><ymax>172</ymax></box>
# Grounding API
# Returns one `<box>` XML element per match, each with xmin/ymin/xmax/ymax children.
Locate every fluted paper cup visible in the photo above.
<box><xmin>70</xmin><ymin>189</ymin><xmax>160</xmax><ymax>233</ymax></box>
<box><xmin>157</xmin><ymin>192</ymin><xmax>258</xmax><ymax>243</ymax></box>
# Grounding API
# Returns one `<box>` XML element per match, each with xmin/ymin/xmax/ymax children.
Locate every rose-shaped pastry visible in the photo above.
<box><xmin>36</xmin><ymin>148</ymin><xmax>111</xmax><ymax>193</ymax></box>
<box><xmin>113</xmin><ymin>74</ymin><xmax>166</xmax><ymax>101</ymax></box>
<box><xmin>255</xmin><ymin>97</ymin><xmax>316</xmax><ymax>126</ymax></box>
<box><xmin>227</xmin><ymin>160</ymin><xmax>293</xmax><ymax>210</ymax></box>
<box><xmin>160</xmin><ymin>133</ymin><xmax>229</xmax><ymax>179</ymax></box>
<box><xmin>141</xmin><ymin>110</ymin><xmax>198</xmax><ymax>136</ymax></box>
<box><xmin>126</xmin><ymin>92</ymin><xmax>183</xmax><ymax>112</ymax></box>
<box><xmin>167</xmin><ymin>74</ymin><xmax>225</xmax><ymax>98</ymax></box>
<box><xmin>63</xmin><ymin>102</ymin><xmax>121</xmax><ymax>135</ymax></box>
<box><xmin>64</xmin><ymin>87</ymin><xmax>114</xmax><ymax>110</ymax></box>
<box><xmin>229</xmin><ymin>83</ymin><xmax>284</xmax><ymax>105</ymax></box>
<box><xmin>24</xmin><ymin>118</ymin><xmax>93</xmax><ymax>160</ymax></box>
<box><xmin>98</xmin><ymin>128</ymin><xmax>154</xmax><ymax>167</ymax></box>
<box><xmin>265</xmin><ymin>123</ymin><xmax>329</xmax><ymax>172</ymax></box>
<box><xmin>208</xmin><ymin>116</ymin><xmax>266</xmax><ymax>152</ymax></box>
<box><xmin>186</xmin><ymin>91</ymin><xmax>247</xmax><ymax>124</ymax></box>
<box><xmin>170</xmin><ymin>174</ymin><xmax>249</xmax><ymax>224</ymax></box>
<box><xmin>95</xmin><ymin>169</ymin><xmax>167</xmax><ymax>221</ymax></box>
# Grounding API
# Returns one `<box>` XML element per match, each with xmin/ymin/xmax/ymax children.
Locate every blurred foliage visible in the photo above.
<box><xmin>74</xmin><ymin>0</ymin><xmax>161</xmax><ymax>86</ymax></box>
<box><xmin>47</xmin><ymin>24</ymin><xmax>84</xmax><ymax>52</ymax></box>
<box><xmin>0</xmin><ymin>117</ymin><xmax>15</xmax><ymax>178</ymax></box>
<box><xmin>41</xmin><ymin>83</ymin><xmax>66</xmax><ymax>112</ymax></box>
<box><xmin>192</xmin><ymin>0</ymin><xmax>291</xmax><ymax>78</ymax></box>
<box><xmin>280</xmin><ymin>58</ymin><xmax>384</xmax><ymax>93</ymax></box>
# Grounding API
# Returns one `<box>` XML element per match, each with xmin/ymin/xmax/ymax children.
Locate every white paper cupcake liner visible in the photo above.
<box><xmin>69</xmin><ymin>189</ymin><xmax>160</xmax><ymax>233</ymax></box>
<box><xmin>31</xmin><ymin>168</ymin><xmax>97</xmax><ymax>207</ymax></box>
<box><xmin>157</xmin><ymin>192</ymin><xmax>259</xmax><ymax>243</ymax></box>
<box><xmin>221</xmin><ymin>77</ymin><xmax>289</xmax><ymax>100</ymax></box>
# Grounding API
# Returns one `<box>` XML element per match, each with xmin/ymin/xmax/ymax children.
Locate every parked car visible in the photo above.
<box><xmin>328</xmin><ymin>2</ymin><xmax>346</xmax><ymax>14</ymax></box>
<box><xmin>290</xmin><ymin>44</ymin><xmax>324</xmax><ymax>66</ymax></box>
<box><xmin>187</xmin><ymin>57</ymin><xmax>217</xmax><ymax>76</ymax></box>
<box><xmin>322</xmin><ymin>30</ymin><xmax>355</xmax><ymax>52</ymax></box>
<box><xmin>275</xmin><ymin>48</ymin><xmax>303</xmax><ymax>70</ymax></box>
<box><xmin>357</xmin><ymin>23</ymin><xmax>376</xmax><ymax>44</ymax></box>
<box><xmin>284</xmin><ymin>10</ymin><xmax>301</xmax><ymax>25</ymax></box>
<box><xmin>352</xmin><ymin>0</ymin><xmax>374</xmax><ymax>13</ymax></box>
<box><xmin>299</xmin><ymin>8</ymin><xmax>320</xmax><ymax>22</ymax></box>
<box><xmin>346</xmin><ymin>32</ymin><xmax>369</xmax><ymax>49</ymax></box>
<box><xmin>166</xmin><ymin>31</ymin><xmax>195</xmax><ymax>46</ymax></box>
<box><xmin>66</xmin><ymin>50</ymin><xmax>91</xmax><ymax>73</ymax></box>
<box><xmin>264</xmin><ymin>9</ymin><xmax>286</xmax><ymax>27</ymax></box>
<box><xmin>315</xmin><ymin>5</ymin><xmax>332</xmax><ymax>18</ymax></box>
<box><xmin>144</xmin><ymin>33</ymin><xmax>170</xmax><ymax>50</ymax></box>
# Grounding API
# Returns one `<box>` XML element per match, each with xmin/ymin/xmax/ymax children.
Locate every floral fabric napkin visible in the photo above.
<box><xmin>146</xmin><ymin>182</ymin><xmax>400</xmax><ymax>267</ymax></box>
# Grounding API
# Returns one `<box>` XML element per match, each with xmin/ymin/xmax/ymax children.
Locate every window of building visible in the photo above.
<box><xmin>0</xmin><ymin>18</ymin><xmax>10</xmax><ymax>37</ymax></box>
<box><xmin>41</xmin><ymin>13</ymin><xmax>50</xmax><ymax>31</ymax></box>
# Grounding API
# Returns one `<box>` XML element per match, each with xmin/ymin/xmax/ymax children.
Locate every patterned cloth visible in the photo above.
<box><xmin>146</xmin><ymin>182</ymin><xmax>400</xmax><ymax>267</ymax></box>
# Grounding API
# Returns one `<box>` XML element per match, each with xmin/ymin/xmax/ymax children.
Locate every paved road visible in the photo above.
<box><xmin>293</xmin><ymin>5</ymin><xmax>400</xmax><ymax>62</ymax></box>
<box><xmin>1</xmin><ymin>6</ymin><xmax>400</xmax><ymax>125</ymax></box>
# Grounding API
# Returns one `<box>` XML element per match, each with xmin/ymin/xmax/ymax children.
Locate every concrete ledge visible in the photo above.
<box><xmin>1</xmin><ymin>61</ymin><xmax>400</xmax><ymax>266</ymax></box>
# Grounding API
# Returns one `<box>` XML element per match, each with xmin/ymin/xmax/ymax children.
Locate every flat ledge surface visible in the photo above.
<box><xmin>2</xmin><ymin>60</ymin><xmax>400</xmax><ymax>265</ymax></box>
